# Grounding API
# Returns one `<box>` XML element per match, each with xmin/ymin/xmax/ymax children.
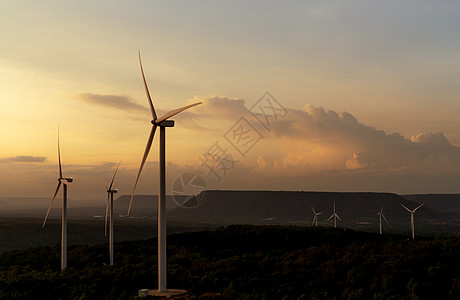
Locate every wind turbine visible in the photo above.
<box><xmin>400</xmin><ymin>203</ymin><xmax>424</xmax><ymax>240</ymax></box>
<box><xmin>128</xmin><ymin>51</ymin><xmax>201</xmax><ymax>294</ymax></box>
<box><xmin>311</xmin><ymin>205</ymin><xmax>322</xmax><ymax>227</ymax></box>
<box><xmin>327</xmin><ymin>200</ymin><xmax>341</xmax><ymax>228</ymax></box>
<box><xmin>99</xmin><ymin>161</ymin><xmax>121</xmax><ymax>265</ymax></box>
<box><xmin>377</xmin><ymin>204</ymin><xmax>389</xmax><ymax>235</ymax></box>
<box><xmin>43</xmin><ymin>128</ymin><xmax>73</xmax><ymax>271</ymax></box>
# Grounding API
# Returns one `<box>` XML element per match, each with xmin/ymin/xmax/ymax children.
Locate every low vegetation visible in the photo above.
<box><xmin>0</xmin><ymin>225</ymin><xmax>459</xmax><ymax>299</ymax></box>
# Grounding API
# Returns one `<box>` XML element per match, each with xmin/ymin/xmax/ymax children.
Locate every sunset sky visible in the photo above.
<box><xmin>1</xmin><ymin>1</ymin><xmax>460</xmax><ymax>201</ymax></box>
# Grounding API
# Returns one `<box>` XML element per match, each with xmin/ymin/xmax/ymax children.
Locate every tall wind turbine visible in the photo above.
<box><xmin>400</xmin><ymin>203</ymin><xmax>424</xmax><ymax>240</ymax></box>
<box><xmin>311</xmin><ymin>205</ymin><xmax>322</xmax><ymax>227</ymax></box>
<box><xmin>43</xmin><ymin>128</ymin><xmax>73</xmax><ymax>271</ymax></box>
<box><xmin>377</xmin><ymin>204</ymin><xmax>389</xmax><ymax>235</ymax></box>
<box><xmin>129</xmin><ymin>51</ymin><xmax>202</xmax><ymax>294</ymax></box>
<box><xmin>99</xmin><ymin>162</ymin><xmax>121</xmax><ymax>266</ymax></box>
<box><xmin>327</xmin><ymin>200</ymin><xmax>341</xmax><ymax>228</ymax></box>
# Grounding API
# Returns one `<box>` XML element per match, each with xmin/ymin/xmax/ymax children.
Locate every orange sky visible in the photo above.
<box><xmin>1</xmin><ymin>1</ymin><xmax>460</xmax><ymax>200</ymax></box>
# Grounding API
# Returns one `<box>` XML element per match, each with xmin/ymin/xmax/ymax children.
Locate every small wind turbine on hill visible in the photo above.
<box><xmin>129</xmin><ymin>51</ymin><xmax>202</xmax><ymax>294</ymax></box>
<box><xmin>400</xmin><ymin>203</ymin><xmax>424</xmax><ymax>240</ymax></box>
<box><xmin>311</xmin><ymin>205</ymin><xmax>322</xmax><ymax>227</ymax></box>
<box><xmin>43</xmin><ymin>128</ymin><xmax>73</xmax><ymax>271</ymax></box>
<box><xmin>377</xmin><ymin>204</ymin><xmax>389</xmax><ymax>235</ymax></box>
<box><xmin>99</xmin><ymin>161</ymin><xmax>121</xmax><ymax>266</ymax></box>
<box><xmin>327</xmin><ymin>200</ymin><xmax>341</xmax><ymax>228</ymax></box>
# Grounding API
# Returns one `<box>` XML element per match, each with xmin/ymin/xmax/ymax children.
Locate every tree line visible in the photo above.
<box><xmin>0</xmin><ymin>225</ymin><xmax>459</xmax><ymax>299</ymax></box>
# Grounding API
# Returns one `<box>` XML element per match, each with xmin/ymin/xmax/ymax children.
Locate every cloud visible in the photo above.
<box><xmin>257</xmin><ymin>156</ymin><xmax>276</xmax><ymax>169</ymax></box>
<box><xmin>78</xmin><ymin>93</ymin><xmax>148</xmax><ymax>112</ymax></box>
<box><xmin>3</xmin><ymin>96</ymin><xmax>460</xmax><ymax>198</ymax></box>
<box><xmin>261</xmin><ymin>105</ymin><xmax>460</xmax><ymax>171</ymax></box>
<box><xmin>77</xmin><ymin>102</ymin><xmax>460</xmax><ymax>194</ymax></box>
<box><xmin>0</xmin><ymin>156</ymin><xmax>47</xmax><ymax>163</ymax></box>
<box><xmin>411</xmin><ymin>132</ymin><xmax>450</xmax><ymax>145</ymax></box>
<box><xmin>92</xmin><ymin>162</ymin><xmax>118</xmax><ymax>171</ymax></box>
<box><xmin>154</xmin><ymin>95</ymin><xmax>251</xmax><ymax>132</ymax></box>
<box><xmin>185</xmin><ymin>96</ymin><xmax>460</xmax><ymax>174</ymax></box>
<box><xmin>190</xmin><ymin>95</ymin><xmax>248</xmax><ymax>120</ymax></box>
<box><xmin>345</xmin><ymin>152</ymin><xmax>374</xmax><ymax>170</ymax></box>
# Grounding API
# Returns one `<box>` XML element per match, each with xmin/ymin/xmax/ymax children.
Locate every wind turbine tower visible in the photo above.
<box><xmin>327</xmin><ymin>200</ymin><xmax>342</xmax><ymax>228</ymax></box>
<box><xmin>311</xmin><ymin>205</ymin><xmax>322</xmax><ymax>227</ymax></box>
<box><xmin>401</xmin><ymin>203</ymin><xmax>424</xmax><ymax>240</ymax></box>
<box><xmin>129</xmin><ymin>51</ymin><xmax>201</xmax><ymax>295</ymax></box>
<box><xmin>377</xmin><ymin>204</ymin><xmax>389</xmax><ymax>235</ymax></box>
<box><xmin>100</xmin><ymin>162</ymin><xmax>121</xmax><ymax>265</ymax></box>
<box><xmin>43</xmin><ymin>128</ymin><xmax>73</xmax><ymax>271</ymax></box>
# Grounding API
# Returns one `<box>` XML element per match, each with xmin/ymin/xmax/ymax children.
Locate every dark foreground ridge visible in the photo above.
<box><xmin>0</xmin><ymin>225</ymin><xmax>459</xmax><ymax>299</ymax></box>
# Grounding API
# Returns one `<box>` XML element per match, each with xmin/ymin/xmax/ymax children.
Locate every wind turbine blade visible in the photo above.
<box><xmin>128</xmin><ymin>125</ymin><xmax>157</xmax><ymax>215</ymax></box>
<box><xmin>312</xmin><ymin>216</ymin><xmax>316</xmax><ymax>226</ymax></box>
<box><xmin>327</xmin><ymin>214</ymin><xmax>334</xmax><ymax>221</ymax></box>
<box><xmin>98</xmin><ymin>179</ymin><xmax>108</xmax><ymax>190</ymax></box>
<box><xmin>105</xmin><ymin>193</ymin><xmax>109</xmax><ymax>237</ymax></box>
<box><xmin>58</xmin><ymin>128</ymin><xmax>62</xmax><ymax>178</ymax></box>
<box><xmin>414</xmin><ymin>203</ymin><xmax>424</xmax><ymax>212</ymax></box>
<box><xmin>108</xmin><ymin>161</ymin><xmax>121</xmax><ymax>190</ymax></box>
<box><xmin>400</xmin><ymin>203</ymin><xmax>411</xmax><ymax>212</ymax></box>
<box><xmin>317</xmin><ymin>212</ymin><xmax>323</xmax><ymax>215</ymax></box>
<box><xmin>336</xmin><ymin>214</ymin><xmax>342</xmax><ymax>221</ymax></box>
<box><xmin>138</xmin><ymin>50</ymin><xmax>157</xmax><ymax>120</ymax></box>
<box><xmin>380</xmin><ymin>203</ymin><xmax>384</xmax><ymax>214</ymax></box>
<box><xmin>311</xmin><ymin>205</ymin><xmax>316</xmax><ymax>214</ymax></box>
<box><xmin>382</xmin><ymin>214</ymin><xmax>389</xmax><ymax>225</ymax></box>
<box><xmin>43</xmin><ymin>181</ymin><xmax>62</xmax><ymax>227</ymax></box>
<box><xmin>155</xmin><ymin>102</ymin><xmax>202</xmax><ymax>124</ymax></box>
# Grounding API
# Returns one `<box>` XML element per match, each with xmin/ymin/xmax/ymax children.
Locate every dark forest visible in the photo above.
<box><xmin>1</xmin><ymin>225</ymin><xmax>459</xmax><ymax>299</ymax></box>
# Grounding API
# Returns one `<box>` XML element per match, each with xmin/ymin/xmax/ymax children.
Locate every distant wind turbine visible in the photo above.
<box><xmin>43</xmin><ymin>128</ymin><xmax>73</xmax><ymax>271</ymax></box>
<box><xmin>311</xmin><ymin>205</ymin><xmax>322</xmax><ymax>227</ymax></box>
<box><xmin>128</xmin><ymin>51</ymin><xmax>202</xmax><ymax>294</ymax></box>
<box><xmin>377</xmin><ymin>204</ymin><xmax>389</xmax><ymax>235</ymax></box>
<box><xmin>99</xmin><ymin>161</ymin><xmax>121</xmax><ymax>266</ymax></box>
<box><xmin>327</xmin><ymin>200</ymin><xmax>341</xmax><ymax>228</ymax></box>
<box><xmin>400</xmin><ymin>203</ymin><xmax>424</xmax><ymax>240</ymax></box>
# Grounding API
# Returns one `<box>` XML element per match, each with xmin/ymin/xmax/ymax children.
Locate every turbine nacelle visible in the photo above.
<box><xmin>60</xmin><ymin>177</ymin><xmax>73</xmax><ymax>183</ymax></box>
<box><xmin>153</xmin><ymin>120</ymin><xmax>175</xmax><ymax>127</ymax></box>
<box><xmin>108</xmin><ymin>189</ymin><xmax>118</xmax><ymax>193</ymax></box>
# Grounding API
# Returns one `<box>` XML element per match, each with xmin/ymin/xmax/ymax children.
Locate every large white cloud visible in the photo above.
<box><xmin>180</xmin><ymin>96</ymin><xmax>460</xmax><ymax>193</ymax></box>
<box><xmin>258</xmin><ymin>104</ymin><xmax>460</xmax><ymax>171</ymax></box>
<box><xmin>3</xmin><ymin>96</ymin><xmax>460</xmax><ymax>198</ymax></box>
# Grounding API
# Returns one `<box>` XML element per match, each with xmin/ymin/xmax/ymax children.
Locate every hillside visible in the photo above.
<box><xmin>114</xmin><ymin>195</ymin><xmax>187</xmax><ymax>215</ymax></box>
<box><xmin>2</xmin><ymin>191</ymin><xmax>459</xmax><ymax>244</ymax></box>
<box><xmin>171</xmin><ymin>190</ymin><xmax>434</xmax><ymax>222</ymax></box>
<box><xmin>403</xmin><ymin>194</ymin><xmax>460</xmax><ymax>213</ymax></box>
